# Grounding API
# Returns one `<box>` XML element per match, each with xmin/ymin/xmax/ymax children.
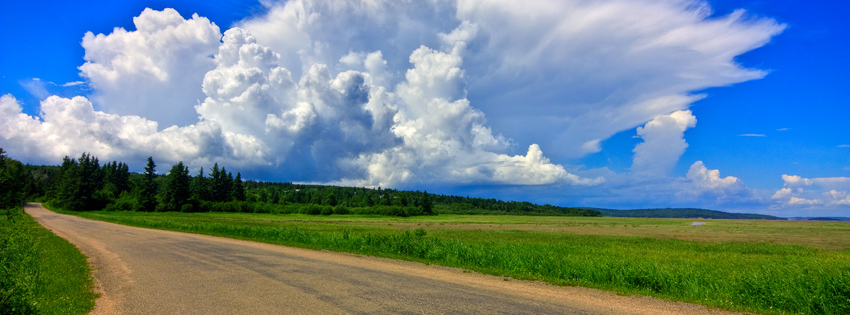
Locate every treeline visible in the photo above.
<box><xmin>44</xmin><ymin>154</ymin><xmax>249</xmax><ymax>213</ymax></box>
<box><xmin>3</xmin><ymin>148</ymin><xmax>601</xmax><ymax>217</ymax></box>
<box><xmin>240</xmin><ymin>181</ymin><xmax>602</xmax><ymax>216</ymax></box>
<box><xmin>242</xmin><ymin>182</ymin><xmax>600</xmax><ymax>217</ymax></box>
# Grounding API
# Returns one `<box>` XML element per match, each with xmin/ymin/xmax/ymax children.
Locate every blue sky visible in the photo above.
<box><xmin>1</xmin><ymin>0</ymin><xmax>848</xmax><ymax>217</ymax></box>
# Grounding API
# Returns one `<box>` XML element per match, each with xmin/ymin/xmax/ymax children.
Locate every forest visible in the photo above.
<box><xmin>4</xmin><ymin>149</ymin><xmax>601</xmax><ymax>217</ymax></box>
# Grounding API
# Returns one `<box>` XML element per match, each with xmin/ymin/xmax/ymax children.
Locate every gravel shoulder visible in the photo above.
<box><xmin>26</xmin><ymin>203</ymin><xmax>738</xmax><ymax>314</ymax></box>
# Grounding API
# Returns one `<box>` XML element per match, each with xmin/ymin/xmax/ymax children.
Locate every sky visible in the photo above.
<box><xmin>1</xmin><ymin>0</ymin><xmax>848</xmax><ymax>217</ymax></box>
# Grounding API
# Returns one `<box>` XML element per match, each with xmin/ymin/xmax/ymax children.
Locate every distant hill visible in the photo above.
<box><xmin>787</xmin><ymin>217</ymin><xmax>850</xmax><ymax>222</ymax></box>
<box><xmin>595</xmin><ymin>208</ymin><xmax>786</xmax><ymax>220</ymax></box>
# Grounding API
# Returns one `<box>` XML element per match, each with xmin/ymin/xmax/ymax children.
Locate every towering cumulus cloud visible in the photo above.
<box><xmin>1</xmin><ymin>0</ymin><xmax>785</xmax><ymax>194</ymax></box>
<box><xmin>79</xmin><ymin>8</ymin><xmax>222</xmax><ymax>127</ymax></box>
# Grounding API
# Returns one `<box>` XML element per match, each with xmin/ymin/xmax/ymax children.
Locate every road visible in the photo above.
<box><xmin>26</xmin><ymin>203</ymin><xmax>735</xmax><ymax>314</ymax></box>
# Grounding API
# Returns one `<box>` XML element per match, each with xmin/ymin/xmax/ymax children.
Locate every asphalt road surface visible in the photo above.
<box><xmin>26</xmin><ymin>203</ymin><xmax>735</xmax><ymax>314</ymax></box>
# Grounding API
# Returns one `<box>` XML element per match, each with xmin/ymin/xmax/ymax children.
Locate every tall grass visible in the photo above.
<box><xmin>77</xmin><ymin>212</ymin><xmax>850</xmax><ymax>315</ymax></box>
<box><xmin>0</xmin><ymin>208</ymin><xmax>96</xmax><ymax>314</ymax></box>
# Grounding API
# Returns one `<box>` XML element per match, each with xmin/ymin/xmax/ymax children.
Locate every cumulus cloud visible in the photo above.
<box><xmin>0</xmin><ymin>94</ymin><xmax>267</xmax><ymax>168</ymax></box>
<box><xmin>687</xmin><ymin>161</ymin><xmax>743</xmax><ymax>191</ymax></box>
<box><xmin>771</xmin><ymin>174</ymin><xmax>850</xmax><ymax>209</ymax></box>
<box><xmin>1</xmin><ymin>8</ymin><xmax>589</xmax><ymax>188</ymax></box>
<box><xmin>235</xmin><ymin>0</ymin><xmax>786</xmax><ymax>160</ymax></box>
<box><xmin>0</xmin><ymin>2</ymin><xmax>797</xmax><ymax>209</ymax></box>
<box><xmin>632</xmin><ymin>110</ymin><xmax>696</xmax><ymax>175</ymax></box>
<box><xmin>674</xmin><ymin>160</ymin><xmax>754</xmax><ymax>205</ymax></box>
<box><xmin>79</xmin><ymin>8</ymin><xmax>222</xmax><ymax>127</ymax></box>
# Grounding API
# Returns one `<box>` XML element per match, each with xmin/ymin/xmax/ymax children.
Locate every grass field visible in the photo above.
<box><xmin>68</xmin><ymin>211</ymin><xmax>850</xmax><ymax>315</ymax></box>
<box><xmin>1</xmin><ymin>209</ymin><xmax>97</xmax><ymax>314</ymax></box>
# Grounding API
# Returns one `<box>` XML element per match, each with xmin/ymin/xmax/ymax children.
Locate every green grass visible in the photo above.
<box><xmin>69</xmin><ymin>210</ymin><xmax>850</xmax><ymax>315</ymax></box>
<box><xmin>1</xmin><ymin>208</ymin><xmax>97</xmax><ymax>314</ymax></box>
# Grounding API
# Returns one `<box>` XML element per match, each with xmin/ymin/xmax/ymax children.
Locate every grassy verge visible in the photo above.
<box><xmin>1</xmin><ymin>207</ymin><xmax>96</xmax><ymax>314</ymax></box>
<box><xmin>70</xmin><ymin>210</ymin><xmax>850</xmax><ymax>315</ymax></box>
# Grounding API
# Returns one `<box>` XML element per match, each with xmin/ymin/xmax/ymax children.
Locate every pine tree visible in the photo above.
<box><xmin>190</xmin><ymin>167</ymin><xmax>209</xmax><ymax>201</ymax></box>
<box><xmin>421</xmin><ymin>190</ymin><xmax>433</xmax><ymax>214</ymax></box>
<box><xmin>160</xmin><ymin>161</ymin><xmax>190</xmax><ymax>211</ymax></box>
<box><xmin>76</xmin><ymin>153</ymin><xmax>103</xmax><ymax>210</ymax></box>
<box><xmin>0</xmin><ymin>148</ymin><xmax>26</xmax><ymax>210</ymax></box>
<box><xmin>232</xmin><ymin>172</ymin><xmax>245</xmax><ymax>201</ymax></box>
<box><xmin>139</xmin><ymin>157</ymin><xmax>157</xmax><ymax>212</ymax></box>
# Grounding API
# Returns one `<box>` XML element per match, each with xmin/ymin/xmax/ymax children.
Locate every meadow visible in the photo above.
<box><xmin>67</xmin><ymin>210</ymin><xmax>850</xmax><ymax>315</ymax></box>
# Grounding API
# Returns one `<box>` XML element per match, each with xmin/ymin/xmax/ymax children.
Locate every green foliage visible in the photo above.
<box><xmin>0</xmin><ymin>209</ymin><xmax>39</xmax><ymax>314</ymax></box>
<box><xmin>232</xmin><ymin>173</ymin><xmax>245</xmax><ymax>202</ymax></box>
<box><xmin>139</xmin><ymin>157</ymin><xmax>158</xmax><ymax>212</ymax></box>
<box><xmin>1</xmin><ymin>210</ymin><xmax>96</xmax><ymax>314</ymax></box>
<box><xmin>158</xmin><ymin>161</ymin><xmax>191</xmax><ymax>212</ymax></box>
<box><xmin>104</xmin><ymin>191</ymin><xmax>142</xmax><ymax>211</ymax></box>
<box><xmin>0</xmin><ymin>148</ymin><xmax>26</xmax><ymax>210</ymax></box>
<box><xmin>44</xmin><ymin>153</ymin><xmax>132</xmax><ymax>211</ymax></box>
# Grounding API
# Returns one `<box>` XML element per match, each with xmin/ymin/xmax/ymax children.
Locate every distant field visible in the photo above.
<box><xmin>67</xmin><ymin>211</ymin><xmax>850</xmax><ymax>315</ymax></box>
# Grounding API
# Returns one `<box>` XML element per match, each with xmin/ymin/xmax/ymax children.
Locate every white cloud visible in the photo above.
<box><xmin>738</xmin><ymin>134</ymin><xmax>766</xmax><ymax>137</ymax></box>
<box><xmin>632</xmin><ymin>110</ymin><xmax>696</xmax><ymax>175</ymax></box>
<box><xmin>1</xmin><ymin>2</ymin><xmax>804</xmax><ymax>211</ymax></box>
<box><xmin>338</xmin><ymin>22</ymin><xmax>594</xmax><ymax>187</ymax></box>
<box><xmin>79</xmin><ymin>8</ymin><xmax>222</xmax><ymax>128</ymax></box>
<box><xmin>772</xmin><ymin>175</ymin><xmax>850</xmax><ymax>209</ymax></box>
<box><xmin>838</xmin><ymin>144</ymin><xmax>850</xmax><ymax>148</ymax></box>
<box><xmin>782</xmin><ymin>174</ymin><xmax>814</xmax><ymax>187</ymax></box>
<box><xmin>0</xmin><ymin>93</ymin><xmax>267</xmax><ymax>170</ymax></box>
<box><xmin>771</xmin><ymin>187</ymin><xmax>792</xmax><ymax>199</ymax></box>
<box><xmin>826</xmin><ymin>190</ymin><xmax>850</xmax><ymax>205</ymax></box>
<box><xmin>453</xmin><ymin>0</ymin><xmax>785</xmax><ymax>158</ymax></box>
<box><xmin>61</xmin><ymin>81</ymin><xmax>86</xmax><ymax>87</ymax></box>
<box><xmin>687</xmin><ymin>161</ymin><xmax>743</xmax><ymax>191</ymax></box>
<box><xmin>235</xmin><ymin>0</ymin><xmax>786</xmax><ymax>160</ymax></box>
<box><xmin>2</xmin><ymin>13</ymin><xmax>592</xmax><ymax>188</ymax></box>
<box><xmin>788</xmin><ymin>197</ymin><xmax>822</xmax><ymax>206</ymax></box>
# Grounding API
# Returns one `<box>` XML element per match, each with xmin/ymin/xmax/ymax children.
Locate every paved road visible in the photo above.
<box><xmin>26</xmin><ymin>203</ymin><xmax>734</xmax><ymax>314</ymax></box>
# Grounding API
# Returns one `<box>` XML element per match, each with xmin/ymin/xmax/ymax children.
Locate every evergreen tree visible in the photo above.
<box><xmin>209</xmin><ymin>163</ymin><xmax>234</xmax><ymax>202</ymax></box>
<box><xmin>139</xmin><ymin>157</ymin><xmax>157</xmax><ymax>212</ymax></box>
<box><xmin>99</xmin><ymin>161</ymin><xmax>130</xmax><ymax>203</ymax></box>
<box><xmin>76</xmin><ymin>153</ymin><xmax>103</xmax><ymax>210</ymax></box>
<box><xmin>52</xmin><ymin>156</ymin><xmax>78</xmax><ymax>208</ymax></box>
<box><xmin>159</xmin><ymin>161</ymin><xmax>190</xmax><ymax>211</ymax></box>
<box><xmin>190</xmin><ymin>167</ymin><xmax>209</xmax><ymax>201</ymax></box>
<box><xmin>0</xmin><ymin>148</ymin><xmax>26</xmax><ymax>210</ymax></box>
<box><xmin>232</xmin><ymin>172</ymin><xmax>245</xmax><ymax>201</ymax></box>
<box><xmin>421</xmin><ymin>190</ymin><xmax>433</xmax><ymax>214</ymax></box>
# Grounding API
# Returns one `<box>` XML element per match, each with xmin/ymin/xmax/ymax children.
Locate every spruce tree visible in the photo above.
<box><xmin>190</xmin><ymin>167</ymin><xmax>209</xmax><ymax>201</ymax></box>
<box><xmin>232</xmin><ymin>172</ymin><xmax>245</xmax><ymax>201</ymax></box>
<box><xmin>139</xmin><ymin>157</ymin><xmax>157</xmax><ymax>211</ymax></box>
<box><xmin>160</xmin><ymin>161</ymin><xmax>190</xmax><ymax>211</ymax></box>
<box><xmin>0</xmin><ymin>148</ymin><xmax>26</xmax><ymax>210</ymax></box>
